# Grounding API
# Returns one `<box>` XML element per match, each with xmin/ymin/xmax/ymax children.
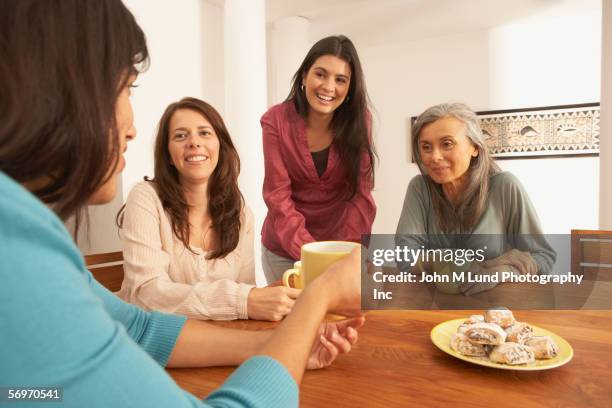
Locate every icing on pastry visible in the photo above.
<box><xmin>450</xmin><ymin>333</ymin><xmax>489</xmax><ymax>357</ymax></box>
<box><xmin>489</xmin><ymin>342</ymin><xmax>535</xmax><ymax>365</ymax></box>
<box><xmin>449</xmin><ymin>310</ymin><xmax>561</xmax><ymax>366</ymax></box>
<box><xmin>465</xmin><ymin>315</ymin><xmax>485</xmax><ymax>324</ymax></box>
<box><xmin>457</xmin><ymin>321</ymin><xmax>481</xmax><ymax>334</ymax></box>
<box><xmin>485</xmin><ymin>308</ymin><xmax>516</xmax><ymax>328</ymax></box>
<box><xmin>524</xmin><ymin>336</ymin><xmax>559</xmax><ymax>359</ymax></box>
<box><xmin>465</xmin><ymin>322</ymin><xmax>507</xmax><ymax>345</ymax></box>
<box><xmin>505</xmin><ymin>322</ymin><xmax>534</xmax><ymax>344</ymax></box>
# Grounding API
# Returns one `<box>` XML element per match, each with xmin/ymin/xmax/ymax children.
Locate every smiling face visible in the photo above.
<box><xmin>418</xmin><ymin>116</ymin><xmax>479</xmax><ymax>193</ymax></box>
<box><xmin>167</xmin><ymin>108</ymin><xmax>220</xmax><ymax>186</ymax></box>
<box><xmin>88</xmin><ymin>74</ymin><xmax>137</xmax><ymax>204</ymax></box>
<box><xmin>302</xmin><ymin>54</ymin><xmax>351</xmax><ymax>117</ymax></box>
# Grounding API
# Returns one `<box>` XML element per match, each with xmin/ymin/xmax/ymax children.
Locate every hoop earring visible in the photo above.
<box><xmin>301</xmin><ymin>84</ymin><xmax>305</xmax><ymax>92</ymax></box>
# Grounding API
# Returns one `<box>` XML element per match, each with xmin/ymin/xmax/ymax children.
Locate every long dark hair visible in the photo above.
<box><xmin>0</xmin><ymin>0</ymin><xmax>148</xmax><ymax>222</ymax></box>
<box><xmin>118</xmin><ymin>98</ymin><xmax>244</xmax><ymax>259</ymax></box>
<box><xmin>286</xmin><ymin>35</ymin><xmax>376</xmax><ymax>198</ymax></box>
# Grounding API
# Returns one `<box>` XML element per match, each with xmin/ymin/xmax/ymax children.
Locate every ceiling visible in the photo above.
<box><xmin>265</xmin><ymin>0</ymin><xmax>598</xmax><ymax>46</ymax></box>
<box><xmin>208</xmin><ymin>0</ymin><xmax>600</xmax><ymax>47</ymax></box>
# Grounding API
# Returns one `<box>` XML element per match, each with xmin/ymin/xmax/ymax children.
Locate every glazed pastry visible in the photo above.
<box><xmin>457</xmin><ymin>319</ymin><xmax>481</xmax><ymax>334</ymax></box>
<box><xmin>457</xmin><ymin>323</ymin><xmax>472</xmax><ymax>334</ymax></box>
<box><xmin>450</xmin><ymin>333</ymin><xmax>488</xmax><ymax>357</ymax></box>
<box><xmin>457</xmin><ymin>315</ymin><xmax>485</xmax><ymax>334</ymax></box>
<box><xmin>485</xmin><ymin>308</ymin><xmax>516</xmax><ymax>328</ymax></box>
<box><xmin>489</xmin><ymin>342</ymin><xmax>535</xmax><ymax>365</ymax></box>
<box><xmin>505</xmin><ymin>322</ymin><xmax>534</xmax><ymax>344</ymax></box>
<box><xmin>465</xmin><ymin>322</ymin><xmax>507</xmax><ymax>345</ymax></box>
<box><xmin>465</xmin><ymin>315</ymin><xmax>485</xmax><ymax>324</ymax></box>
<box><xmin>524</xmin><ymin>336</ymin><xmax>559</xmax><ymax>359</ymax></box>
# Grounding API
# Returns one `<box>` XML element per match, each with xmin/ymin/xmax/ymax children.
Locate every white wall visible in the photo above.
<box><xmin>358</xmin><ymin>30</ymin><xmax>492</xmax><ymax>234</ymax></box>
<box><xmin>201</xmin><ymin>1</ymin><xmax>226</xmax><ymax>115</ymax></box>
<box><xmin>70</xmin><ymin>178</ymin><xmax>124</xmax><ymax>255</ymax></box>
<box><xmin>82</xmin><ymin>0</ymin><xmax>603</xmax><ymax>259</ymax></box>
<box><xmin>224</xmin><ymin>0</ymin><xmax>268</xmax><ymax>284</ymax></box>
<box><xmin>317</xmin><ymin>1</ymin><xmax>602</xmax><ymax>235</ymax></box>
<box><xmin>76</xmin><ymin>0</ymin><xmax>223</xmax><ymax>255</ymax></box>
<box><xmin>267</xmin><ymin>16</ymin><xmax>311</xmax><ymax>105</ymax></box>
<box><xmin>122</xmin><ymin>0</ymin><xmax>208</xmax><ymax>196</ymax></box>
<box><xmin>484</xmin><ymin>2</ymin><xmax>601</xmax><ymax>233</ymax></box>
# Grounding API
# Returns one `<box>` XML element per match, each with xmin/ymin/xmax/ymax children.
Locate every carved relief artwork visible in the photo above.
<box><xmin>478</xmin><ymin>104</ymin><xmax>600</xmax><ymax>159</ymax></box>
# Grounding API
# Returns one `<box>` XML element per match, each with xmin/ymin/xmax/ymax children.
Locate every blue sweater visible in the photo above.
<box><xmin>0</xmin><ymin>172</ymin><xmax>298</xmax><ymax>407</ymax></box>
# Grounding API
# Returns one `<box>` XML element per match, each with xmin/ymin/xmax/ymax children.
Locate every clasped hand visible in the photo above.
<box><xmin>460</xmin><ymin>249</ymin><xmax>537</xmax><ymax>296</ymax></box>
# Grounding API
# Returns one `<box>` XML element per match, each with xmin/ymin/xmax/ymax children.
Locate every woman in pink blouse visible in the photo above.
<box><xmin>261</xmin><ymin>35</ymin><xmax>377</xmax><ymax>283</ymax></box>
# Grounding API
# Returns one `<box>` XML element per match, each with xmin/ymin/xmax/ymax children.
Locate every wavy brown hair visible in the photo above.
<box><xmin>119</xmin><ymin>98</ymin><xmax>243</xmax><ymax>259</ymax></box>
<box><xmin>0</xmin><ymin>0</ymin><xmax>148</xmax><ymax>222</ymax></box>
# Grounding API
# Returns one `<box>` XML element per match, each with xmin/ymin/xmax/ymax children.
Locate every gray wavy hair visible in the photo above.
<box><xmin>411</xmin><ymin>102</ymin><xmax>500</xmax><ymax>233</ymax></box>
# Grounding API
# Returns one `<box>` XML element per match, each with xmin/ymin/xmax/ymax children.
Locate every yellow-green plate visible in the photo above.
<box><xmin>431</xmin><ymin>318</ymin><xmax>573</xmax><ymax>371</ymax></box>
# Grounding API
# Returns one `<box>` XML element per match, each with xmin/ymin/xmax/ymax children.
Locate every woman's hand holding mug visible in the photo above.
<box><xmin>308</xmin><ymin>246</ymin><xmax>364</xmax><ymax>317</ymax></box>
<box><xmin>247</xmin><ymin>286</ymin><xmax>301</xmax><ymax>321</ymax></box>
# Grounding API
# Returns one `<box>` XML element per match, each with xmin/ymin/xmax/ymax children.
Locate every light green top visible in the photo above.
<box><xmin>395</xmin><ymin>172</ymin><xmax>556</xmax><ymax>274</ymax></box>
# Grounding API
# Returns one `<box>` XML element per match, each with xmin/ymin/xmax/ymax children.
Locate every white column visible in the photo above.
<box><xmin>224</xmin><ymin>0</ymin><xmax>268</xmax><ymax>283</ymax></box>
<box><xmin>600</xmin><ymin>1</ymin><xmax>612</xmax><ymax>229</ymax></box>
<box><xmin>268</xmin><ymin>16</ymin><xmax>310</xmax><ymax>104</ymax></box>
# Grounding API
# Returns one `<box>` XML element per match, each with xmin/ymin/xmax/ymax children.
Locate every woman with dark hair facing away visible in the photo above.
<box><xmin>0</xmin><ymin>1</ymin><xmax>365</xmax><ymax>407</ymax></box>
<box><xmin>396</xmin><ymin>103</ymin><xmax>555</xmax><ymax>295</ymax></box>
<box><xmin>118</xmin><ymin>97</ymin><xmax>299</xmax><ymax>321</ymax></box>
<box><xmin>261</xmin><ymin>35</ymin><xmax>377</xmax><ymax>283</ymax></box>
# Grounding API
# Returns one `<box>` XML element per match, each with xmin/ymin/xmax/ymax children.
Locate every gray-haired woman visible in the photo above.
<box><xmin>396</xmin><ymin>103</ymin><xmax>555</xmax><ymax>295</ymax></box>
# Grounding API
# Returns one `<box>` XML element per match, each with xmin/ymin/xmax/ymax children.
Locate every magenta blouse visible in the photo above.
<box><xmin>261</xmin><ymin>101</ymin><xmax>376</xmax><ymax>260</ymax></box>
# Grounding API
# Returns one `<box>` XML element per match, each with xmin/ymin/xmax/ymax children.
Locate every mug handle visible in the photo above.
<box><xmin>282</xmin><ymin>268</ymin><xmax>301</xmax><ymax>288</ymax></box>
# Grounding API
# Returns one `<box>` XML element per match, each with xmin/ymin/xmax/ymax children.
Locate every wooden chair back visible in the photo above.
<box><xmin>571</xmin><ymin>229</ymin><xmax>612</xmax><ymax>282</ymax></box>
<box><xmin>84</xmin><ymin>251</ymin><xmax>124</xmax><ymax>292</ymax></box>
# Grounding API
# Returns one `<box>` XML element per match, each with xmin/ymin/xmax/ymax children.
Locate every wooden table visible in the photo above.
<box><xmin>167</xmin><ymin>310</ymin><xmax>612</xmax><ymax>407</ymax></box>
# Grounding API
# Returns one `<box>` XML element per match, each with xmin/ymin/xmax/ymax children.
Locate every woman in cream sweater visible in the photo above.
<box><xmin>118</xmin><ymin>97</ymin><xmax>299</xmax><ymax>321</ymax></box>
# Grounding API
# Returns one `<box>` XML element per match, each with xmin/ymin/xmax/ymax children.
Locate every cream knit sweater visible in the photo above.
<box><xmin>117</xmin><ymin>181</ymin><xmax>255</xmax><ymax>320</ymax></box>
